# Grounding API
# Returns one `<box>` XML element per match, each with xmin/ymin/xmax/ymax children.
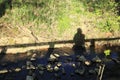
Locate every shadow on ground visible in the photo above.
<box><xmin>0</xmin><ymin>36</ymin><xmax>120</xmax><ymax>80</ymax></box>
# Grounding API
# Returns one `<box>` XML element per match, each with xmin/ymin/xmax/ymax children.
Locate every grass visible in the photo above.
<box><xmin>0</xmin><ymin>0</ymin><xmax>120</xmax><ymax>44</ymax></box>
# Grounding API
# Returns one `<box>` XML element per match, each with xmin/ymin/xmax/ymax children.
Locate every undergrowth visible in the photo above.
<box><xmin>0</xmin><ymin>0</ymin><xmax>119</xmax><ymax>43</ymax></box>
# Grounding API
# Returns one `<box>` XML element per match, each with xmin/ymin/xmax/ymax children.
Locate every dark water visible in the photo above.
<box><xmin>0</xmin><ymin>53</ymin><xmax>120</xmax><ymax>80</ymax></box>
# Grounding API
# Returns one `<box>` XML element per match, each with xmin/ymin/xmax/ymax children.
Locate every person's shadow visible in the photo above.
<box><xmin>73</xmin><ymin>28</ymin><xmax>86</xmax><ymax>55</ymax></box>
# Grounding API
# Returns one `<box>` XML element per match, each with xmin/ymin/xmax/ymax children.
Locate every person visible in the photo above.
<box><xmin>73</xmin><ymin>28</ymin><xmax>86</xmax><ymax>54</ymax></box>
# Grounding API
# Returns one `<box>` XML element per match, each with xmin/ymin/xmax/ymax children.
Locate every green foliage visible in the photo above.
<box><xmin>58</xmin><ymin>15</ymin><xmax>71</xmax><ymax>34</ymax></box>
<box><xmin>0</xmin><ymin>0</ymin><xmax>119</xmax><ymax>39</ymax></box>
<box><xmin>96</xmin><ymin>17</ymin><xmax>119</xmax><ymax>32</ymax></box>
<box><xmin>104</xmin><ymin>49</ymin><xmax>111</xmax><ymax>56</ymax></box>
<box><xmin>85</xmin><ymin>0</ymin><xmax>120</xmax><ymax>32</ymax></box>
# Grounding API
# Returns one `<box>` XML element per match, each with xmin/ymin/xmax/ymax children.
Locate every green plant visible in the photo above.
<box><xmin>0</xmin><ymin>0</ymin><xmax>119</xmax><ymax>42</ymax></box>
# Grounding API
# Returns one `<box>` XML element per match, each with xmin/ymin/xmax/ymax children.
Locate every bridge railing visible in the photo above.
<box><xmin>0</xmin><ymin>37</ymin><xmax>119</xmax><ymax>48</ymax></box>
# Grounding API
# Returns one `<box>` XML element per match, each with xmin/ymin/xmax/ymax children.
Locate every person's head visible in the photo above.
<box><xmin>77</xmin><ymin>28</ymin><xmax>82</xmax><ymax>33</ymax></box>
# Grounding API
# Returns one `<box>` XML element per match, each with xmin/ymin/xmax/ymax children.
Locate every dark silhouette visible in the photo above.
<box><xmin>90</xmin><ymin>39</ymin><xmax>95</xmax><ymax>54</ymax></box>
<box><xmin>0</xmin><ymin>46</ymin><xmax>7</xmax><ymax>61</ymax></box>
<box><xmin>46</xmin><ymin>42</ymin><xmax>55</xmax><ymax>58</ymax></box>
<box><xmin>73</xmin><ymin>28</ymin><xmax>86</xmax><ymax>55</ymax></box>
<box><xmin>0</xmin><ymin>46</ymin><xmax>7</xmax><ymax>54</ymax></box>
<box><xmin>0</xmin><ymin>0</ymin><xmax>12</xmax><ymax>17</ymax></box>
